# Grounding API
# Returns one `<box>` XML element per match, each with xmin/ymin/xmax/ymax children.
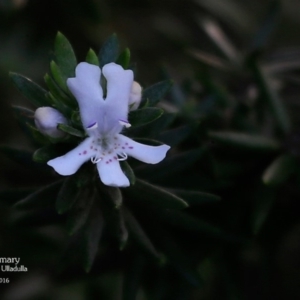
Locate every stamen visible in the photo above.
<box><xmin>118</xmin><ymin>119</ymin><xmax>131</xmax><ymax>128</ymax></box>
<box><xmin>117</xmin><ymin>152</ymin><xmax>128</xmax><ymax>161</ymax></box>
<box><xmin>87</xmin><ymin>122</ymin><xmax>98</xmax><ymax>130</ymax></box>
<box><xmin>91</xmin><ymin>156</ymin><xmax>102</xmax><ymax>164</ymax></box>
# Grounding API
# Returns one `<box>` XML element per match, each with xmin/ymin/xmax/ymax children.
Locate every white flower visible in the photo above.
<box><xmin>47</xmin><ymin>62</ymin><xmax>170</xmax><ymax>187</ymax></box>
<box><xmin>129</xmin><ymin>81</ymin><xmax>142</xmax><ymax>110</ymax></box>
<box><xmin>34</xmin><ymin>107</ymin><xmax>67</xmax><ymax>138</ymax></box>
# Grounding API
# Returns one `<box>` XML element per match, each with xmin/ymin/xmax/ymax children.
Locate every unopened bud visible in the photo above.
<box><xmin>129</xmin><ymin>81</ymin><xmax>142</xmax><ymax>111</ymax></box>
<box><xmin>34</xmin><ymin>107</ymin><xmax>67</xmax><ymax>138</ymax></box>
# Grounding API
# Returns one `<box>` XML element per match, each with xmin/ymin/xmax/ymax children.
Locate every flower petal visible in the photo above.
<box><xmin>47</xmin><ymin>137</ymin><xmax>94</xmax><ymax>175</ymax></box>
<box><xmin>102</xmin><ymin>63</ymin><xmax>133</xmax><ymax>133</ymax></box>
<box><xmin>103</xmin><ymin>63</ymin><xmax>133</xmax><ymax>106</ymax></box>
<box><xmin>97</xmin><ymin>158</ymin><xmax>129</xmax><ymax>187</ymax></box>
<box><xmin>117</xmin><ymin>134</ymin><xmax>170</xmax><ymax>164</ymax></box>
<box><xmin>67</xmin><ymin>62</ymin><xmax>104</xmax><ymax>129</ymax></box>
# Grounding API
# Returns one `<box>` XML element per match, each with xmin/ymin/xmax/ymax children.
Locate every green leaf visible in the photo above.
<box><xmin>71</xmin><ymin>111</ymin><xmax>82</xmax><ymax>127</ymax></box>
<box><xmin>0</xmin><ymin>146</ymin><xmax>35</xmax><ymax>166</ymax></box>
<box><xmin>97</xmin><ymin>184</ymin><xmax>128</xmax><ymax>249</ymax></box>
<box><xmin>12</xmin><ymin>106</ymin><xmax>36</xmax><ymax>142</ymax></box>
<box><xmin>32</xmin><ymin>145</ymin><xmax>67</xmax><ymax>163</ymax></box>
<box><xmin>195</xmin><ymin>0</ymin><xmax>253</xmax><ymax>33</ymax></box>
<box><xmin>50</xmin><ymin>60</ymin><xmax>69</xmax><ymax>93</ymax></box>
<box><xmin>157</xmin><ymin>230</ymin><xmax>203</xmax><ymax>287</ymax></box>
<box><xmin>168</xmin><ymin>189</ymin><xmax>221</xmax><ymax>205</ymax></box>
<box><xmin>156</xmin><ymin>209</ymin><xmax>239</xmax><ymax>242</ymax></box>
<box><xmin>44</xmin><ymin>91</ymin><xmax>72</xmax><ymax>118</ymax></box>
<box><xmin>201</xmin><ymin>18</ymin><xmax>241</xmax><ymax>65</ymax></box>
<box><xmin>129</xmin><ymin>107</ymin><xmax>164</xmax><ymax>127</ymax></box>
<box><xmin>10</xmin><ymin>73</ymin><xmax>49</xmax><ymax>107</ymax></box>
<box><xmin>118</xmin><ymin>211</ymin><xmax>129</xmax><ymax>250</ymax></box>
<box><xmin>135</xmin><ymin>113</ymin><xmax>176</xmax><ymax>138</ymax></box>
<box><xmin>208</xmin><ymin>131</ymin><xmax>281</xmax><ymax>152</ymax></box>
<box><xmin>99</xmin><ymin>34</ymin><xmax>119</xmax><ymax>67</ymax></box>
<box><xmin>124</xmin><ymin>179</ymin><xmax>188</xmax><ymax>210</ymax></box>
<box><xmin>57</xmin><ymin>123</ymin><xmax>85</xmax><ymax>138</ymax></box>
<box><xmin>44</xmin><ymin>73</ymin><xmax>76</xmax><ymax>108</ymax></box>
<box><xmin>123</xmin><ymin>207</ymin><xmax>161</xmax><ymax>260</ymax></box>
<box><xmin>14</xmin><ymin>180</ymin><xmax>63</xmax><ymax>209</ymax></box>
<box><xmin>25</xmin><ymin>122</ymin><xmax>52</xmax><ymax>144</ymax></box>
<box><xmin>132</xmin><ymin>138</ymin><xmax>164</xmax><ymax>146</ymax></box>
<box><xmin>141</xmin><ymin>80</ymin><xmax>173</xmax><ymax>107</ymax></box>
<box><xmin>12</xmin><ymin>105</ymin><xmax>34</xmax><ymax>126</ymax></box>
<box><xmin>116</xmin><ymin>48</ymin><xmax>130</xmax><ymax>69</ymax></box>
<box><xmin>82</xmin><ymin>203</ymin><xmax>104</xmax><ymax>272</ymax></box>
<box><xmin>250</xmin><ymin>60</ymin><xmax>291</xmax><ymax>134</ymax></box>
<box><xmin>188</xmin><ymin>49</ymin><xmax>231</xmax><ymax>71</ymax></box>
<box><xmin>120</xmin><ymin>161</ymin><xmax>136</xmax><ymax>185</ymax></box>
<box><xmin>262</xmin><ymin>154</ymin><xmax>296</xmax><ymax>186</ymax></box>
<box><xmin>0</xmin><ymin>188</ymin><xmax>34</xmax><ymax>205</ymax></box>
<box><xmin>99</xmin><ymin>185</ymin><xmax>123</xmax><ymax>209</ymax></box>
<box><xmin>66</xmin><ymin>189</ymin><xmax>95</xmax><ymax>236</ymax></box>
<box><xmin>86</xmin><ymin>48</ymin><xmax>99</xmax><ymax>66</ymax></box>
<box><xmin>10</xmin><ymin>208</ymin><xmax>61</xmax><ymax>227</ymax></box>
<box><xmin>56</xmin><ymin>176</ymin><xmax>80</xmax><ymax>214</ymax></box>
<box><xmin>54</xmin><ymin>32</ymin><xmax>77</xmax><ymax>78</ymax></box>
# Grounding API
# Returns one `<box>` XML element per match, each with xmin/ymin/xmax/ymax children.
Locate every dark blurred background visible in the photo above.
<box><xmin>2</xmin><ymin>0</ymin><xmax>300</xmax><ymax>299</ymax></box>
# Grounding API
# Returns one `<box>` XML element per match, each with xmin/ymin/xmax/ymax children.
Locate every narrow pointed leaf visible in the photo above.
<box><xmin>25</xmin><ymin>122</ymin><xmax>52</xmax><ymax>144</ymax></box>
<box><xmin>124</xmin><ymin>179</ymin><xmax>188</xmax><ymax>209</ymax></box>
<box><xmin>82</xmin><ymin>203</ymin><xmax>104</xmax><ymax>272</ymax></box>
<box><xmin>129</xmin><ymin>107</ymin><xmax>164</xmax><ymax>127</ymax></box>
<box><xmin>120</xmin><ymin>161</ymin><xmax>136</xmax><ymax>185</ymax></box>
<box><xmin>44</xmin><ymin>73</ymin><xmax>76</xmax><ymax>108</ymax></box>
<box><xmin>12</xmin><ymin>105</ymin><xmax>34</xmax><ymax>126</ymax></box>
<box><xmin>158</xmin><ymin>230</ymin><xmax>203</xmax><ymax>287</ymax></box>
<box><xmin>57</xmin><ymin>123</ymin><xmax>85</xmax><ymax>138</ymax></box>
<box><xmin>10</xmin><ymin>208</ymin><xmax>62</xmax><ymax>227</ymax></box>
<box><xmin>54</xmin><ymin>32</ymin><xmax>77</xmax><ymax>78</ymax></box>
<box><xmin>12</xmin><ymin>106</ymin><xmax>36</xmax><ymax>141</ymax></box>
<box><xmin>14</xmin><ymin>180</ymin><xmax>63</xmax><ymax>209</ymax></box>
<box><xmin>67</xmin><ymin>189</ymin><xmax>95</xmax><ymax>236</ymax></box>
<box><xmin>262</xmin><ymin>154</ymin><xmax>296</xmax><ymax>186</ymax></box>
<box><xmin>123</xmin><ymin>207</ymin><xmax>161</xmax><ymax>260</ymax></box>
<box><xmin>116</xmin><ymin>48</ymin><xmax>130</xmax><ymax>69</ymax></box>
<box><xmin>188</xmin><ymin>49</ymin><xmax>231</xmax><ymax>70</ymax></box>
<box><xmin>99</xmin><ymin>34</ymin><xmax>119</xmax><ymax>67</ymax></box>
<box><xmin>208</xmin><ymin>131</ymin><xmax>281</xmax><ymax>151</ymax></box>
<box><xmin>56</xmin><ymin>176</ymin><xmax>80</xmax><ymax>214</ymax></box>
<box><xmin>201</xmin><ymin>18</ymin><xmax>241</xmax><ymax>65</ymax></box>
<box><xmin>50</xmin><ymin>60</ymin><xmax>69</xmax><ymax>93</ymax></box>
<box><xmin>10</xmin><ymin>72</ymin><xmax>49</xmax><ymax>107</ymax></box>
<box><xmin>100</xmin><ymin>185</ymin><xmax>123</xmax><ymax>209</ymax></box>
<box><xmin>86</xmin><ymin>48</ymin><xmax>99</xmax><ymax>66</ymax></box>
<box><xmin>155</xmin><ymin>209</ymin><xmax>240</xmax><ymax>242</ymax></box>
<box><xmin>250</xmin><ymin>61</ymin><xmax>291</xmax><ymax>134</ymax></box>
<box><xmin>0</xmin><ymin>188</ymin><xmax>34</xmax><ymax>205</ymax></box>
<box><xmin>168</xmin><ymin>189</ymin><xmax>221</xmax><ymax>205</ymax></box>
<box><xmin>141</xmin><ymin>80</ymin><xmax>173</xmax><ymax>106</ymax></box>
<box><xmin>32</xmin><ymin>144</ymin><xmax>69</xmax><ymax>163</ymax></box>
